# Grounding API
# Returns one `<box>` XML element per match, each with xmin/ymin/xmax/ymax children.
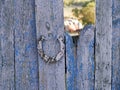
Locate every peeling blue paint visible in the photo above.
<box><xmin>112</xmin><ymin>1</ymin><xmax>120</xmax><ymax>88</ymax></box>
<box><xmin>76</xmin><ymin>25</ymin><xmax>95</xmax><ymax>90</ymax></box>
<box><xmin>66</xmin><ymin>32</ymin><xmax>77</xmax><ymax>90</ymax></box>
<box><xmin>112</xmin><ymin>18</ymin><xmax>120</xmax><ymax>28</ymax></box>
<box><xmin>14</xmin><ymin>0</ymin><xmax>39</xmax><ymax>90</ymax></box>
<box><xmin>89</xmin><ymin>39</ymin><xmax>95</xmax><ymax>73</ymax></box>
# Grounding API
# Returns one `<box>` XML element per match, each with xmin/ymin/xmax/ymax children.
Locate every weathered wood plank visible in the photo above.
<box><xmin>77</xmin><ymin>25</ymin><xmax>95</xmax><ymax>90</ymax></box>
<box><xmin>14</xmin><ymin>0</ymin><xmax>39</xmax><ymax>90</ymax></box>
<box><xmin>95</xmin><ymin>0</ymin><xmax>112</xmax><ymax>89</ymax></box>
<box><xmin>35</xmin><ymin>0</ymin><xmax>65</xmax><ymax>90</ymax></box>
<box><xmin>65</xmin><ymin>33</ymin><xmax>77</xmax><ymax>90</ymax></box>
<box><xmin>0</xmin><ymin>0</ymin><xmax>15</xmax><ymax>90</ymax></box>
<box><xmin>112</xmin><ymin>0</ymin><xmax>120</xmax><ymax>89</ymax></box>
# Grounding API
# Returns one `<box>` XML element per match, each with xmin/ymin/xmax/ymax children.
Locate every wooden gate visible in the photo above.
<box><xmin>0</xmin><ymin>0</ymin><xmax>119</xmax><ymax>90</ymax></box>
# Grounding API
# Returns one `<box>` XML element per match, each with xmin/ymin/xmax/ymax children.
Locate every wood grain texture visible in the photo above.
<box><xmin>77</xmin><ymin>25</ymin><xmax>95</xmax><ymax>90</ymax></box>
<box><xmin>65</xmin><ymin>33</ymin><xmax>77</xmax><ymax>90</ymax></box>
<box><xmin>95</xmin><ymin>0</ymin><xmax>112</xmax><ymax>90</ymax></box>
<box><xmin>0</xmin><ymin>0</ymin><xmax>15</xmax><ymax>90</ymax></box>
<box><xmin>35</xmin><ymin>0</ymin><xmax>65</xmax><ymax>90</ymax></box>
<box><xmin>112</xmin><ymin>0</ymin><xmax>120</xmax><ymax>89</ymax></box>
<box><xmin>14</xmin><ymin>0</ymin><xmax>39</xmax><ymax>90</ymax></box>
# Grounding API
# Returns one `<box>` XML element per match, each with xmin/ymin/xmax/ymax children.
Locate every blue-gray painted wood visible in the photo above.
<box><xmin>0</xmin><ymin>0</ymin><xmax>15</xmax><ymax>90</ymax></box>
<box><xmin>35</xmin><ymin>0</ymin><xmax>65</xmax><ymax>90</ymax></box>
<box><xmin>95</xmin><ymin>0</ymin><xmax>112</xmax><ymax>89</ymax></box>
<box><xmin>14</xmin><ymin>0</ymin><xmax>39</xmax><ymax>90</ymax></box>
<box><xmin>112</xmin><ymin>0</ymin><xmax>120</xmax><ymax>89</ymax></box>
<box><xmin>65</xmin><ymin>33</ymin><xmax>77</xmax><ymax>90</ymax></box>
<box><xmin>0</xmin><ymin>1</ymin><xmax>119</xmax><ymax>90</ymax></box>
<box><xmin>76</xmin><ymin>25</ymin><xmax>95</xmax><ymax>90</ymax></box>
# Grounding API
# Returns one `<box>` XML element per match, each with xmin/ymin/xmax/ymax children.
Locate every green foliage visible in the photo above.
<box><xmin>64</xmin><ymin>0</ymin><xmax>74</xmax><ymax>6</ymax></box>
<box><xmin>71</xmin><ymin>1</ymin><xmax>95</xmax><ymax>25</ymax></box>
<box><xmin>80</xmin><ymin>2</ymin><xmax>95</xmax><ymax>25</ymax></box>
<box><xmin>64</xmin><ymin>0</ymin><xmax>94</xmax><ymax>6</ymax></box>
<box><xmin>64</xmin><ymin>0</ymin><xmax>95</xmax><ymax>25</ymax></box>
<box><xmin>72</xmin><ymin>8</ymin><xmax>80</xmax><ymax>18</ymax></box>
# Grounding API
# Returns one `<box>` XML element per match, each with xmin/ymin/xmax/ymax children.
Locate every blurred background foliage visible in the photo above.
<box><xmin>64</xmin><ymin>0</ymin><xmax>95</xmax><ymax>26</ymax></box>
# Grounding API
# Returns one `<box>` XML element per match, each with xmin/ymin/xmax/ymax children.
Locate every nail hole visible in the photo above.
<box><xmin>46</xmin><ymin>22</ymin><xmax>50</xmax><ymax>30</ymax></box>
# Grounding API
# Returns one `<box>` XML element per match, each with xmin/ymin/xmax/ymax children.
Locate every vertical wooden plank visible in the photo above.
<box><xmin>14</xmin><ymin>0</ymin><xmax>39</xmax><ymax>90</ymax></box>
<box><xmin>112</xmin><ymin>0</ymin><xmax>120</xmax><ymax>89</ymax></box>
<box><xmin>77</xmin><ymin>25</ymin><xmax>95</xmax><ymax>90</ymax></box>
<box><xmin>35</xmin><ymin>0</ymin><xmax>65</xmax><ymax>90</ymax></box>
<box><xmin>0</xmin><ymin>0</ymin><xmax>15</xmax><ymax>90</ymax></box>
<box><xmin>95</xmin><ymin>0</ymin><xmax>112</xmax><ymax>90</ymax></box>
<box><xmin>65</xmin><ymin>33</ymin><xmax>77</xmax><ymax>90</ymax></box>
<box><xmin>0</xmin><ymin>1</ymin><xmax>2</xmax><ymax>88</ymax></box>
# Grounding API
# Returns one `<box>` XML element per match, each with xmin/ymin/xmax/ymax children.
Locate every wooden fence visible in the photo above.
<box><xmin>0</xmin><ymin>0</ymin><xmax>120</xmax><ymax>90</ymax></box>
